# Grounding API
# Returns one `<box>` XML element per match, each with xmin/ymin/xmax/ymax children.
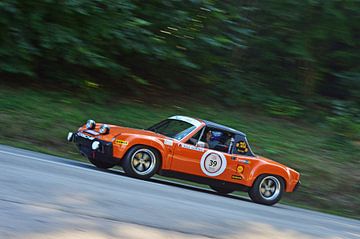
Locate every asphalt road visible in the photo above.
<box><xmin>0</xmin><ymin>145</ymin><xmax>359</xmax><ymax>239</ymax></box>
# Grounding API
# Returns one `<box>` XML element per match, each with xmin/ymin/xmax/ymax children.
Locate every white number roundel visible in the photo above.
<box><xmin>200</xmin><ymin>151</ymin><xmax>227</xmax><ymax>177</ymax></box>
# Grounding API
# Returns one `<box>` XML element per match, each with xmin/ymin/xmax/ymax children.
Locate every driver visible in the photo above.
<box><xmin>204</xmin><ymin>130</ymin><xmax>219</xmax><ymax>149</ymax></box>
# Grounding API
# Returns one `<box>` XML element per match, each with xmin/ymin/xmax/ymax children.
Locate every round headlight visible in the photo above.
<box><xmin>99</xmin><ymin>124</ymin><xmax>110</xmax><ymax>134</ymax></box>
<box><xmin>67</xmin><ymin>132</ymin><xmax>74</xmax><ymax>142</ymax></box>
<box><xmin>86</xmin><ymin>119</ymin><xmax>96</xmax><ymax>129</ymax></box>
<box><xmin>91</xmin><ymin>141</ymin><xmax>100</xmax><ymax>150</ymax></box>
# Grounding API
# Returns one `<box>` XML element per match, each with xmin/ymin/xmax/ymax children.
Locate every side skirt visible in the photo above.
<box><xmin>158</xmin><ymin>170</ymin><xmax>250</xmax><ymax>192</ymax></box>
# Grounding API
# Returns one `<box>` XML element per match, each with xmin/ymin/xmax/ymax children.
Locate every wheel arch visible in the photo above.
<box><xmin>124</xmin><ymin>143</ymin><xmax>164</xmax><ymax>171</ymax></box>
<box><xmin>249</xmin><ymin>164</ymin><xmax>291</xmax><ymax>191</ymax></box>
<box><xmin>251</xmin><ymin>173</ymin><xmax>287</xmax><ymax>191</ymax></box>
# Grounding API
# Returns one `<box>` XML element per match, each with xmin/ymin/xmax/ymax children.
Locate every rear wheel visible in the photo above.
<box><xmin>122</xmin><ymin>145</ymin><xmax>161</xmax><ymax>179</ymax></box>
<box><xmin>89</xmin><ymin>158</ymin><xmax>116</xmax><ymax>169</ymax></box>
<box><xmin>210</xmin><ymin>185</ymin><xmax>235</xmax><ymax>195</ymax></box>
<box><xmin>248</xmin><ymin>175</ymin><xmax>284</xmax><ymax>205</ymax></box>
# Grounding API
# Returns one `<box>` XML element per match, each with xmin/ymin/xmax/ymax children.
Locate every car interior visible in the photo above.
<box><xmin>186</xmin><ymin>127</ymin><xmax>234</xmax><ymax>153</ymax></box>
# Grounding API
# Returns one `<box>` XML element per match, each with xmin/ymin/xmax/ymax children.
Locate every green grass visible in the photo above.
<box><xmin>0</xmin><ymin>86</ymin><xmax>359</xmax><ymax>219</ymax></box>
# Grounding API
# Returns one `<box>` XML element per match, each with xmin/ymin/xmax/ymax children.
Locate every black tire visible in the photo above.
<box><xmin>209</xmin><ymin>185</ymin><xmax>235</xmax><ymax>195</ymax></box>
<box><xmin>248</xmin><ymin>174</ymin><xmax>285</xmax><ymax>205</ymax></box>
<box><xmin>89</xmin><ymin>158</ymin><xmax>116</xmax><ymax>169</ymax></box>
<box><xmin>122</xmin><ymin>145</ymin><xmax>161</xmax><ymax>179</ymax></box>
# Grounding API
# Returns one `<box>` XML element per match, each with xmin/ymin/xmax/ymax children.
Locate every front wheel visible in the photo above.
<box><xmin>248</xmin><ymin>175</ymin><xmax>284</xmax><ymax>205</ymax></box>
<box><xmin>122</xmin><ymin>145</ymin><xmax>161</xmax><ymax>179</ymax></box>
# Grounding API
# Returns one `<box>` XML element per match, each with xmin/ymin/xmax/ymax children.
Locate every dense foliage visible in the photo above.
<box><xmin>1</xmin><ymin>1</ymin><xmax>359</xmax><ymax>111</ymax></box>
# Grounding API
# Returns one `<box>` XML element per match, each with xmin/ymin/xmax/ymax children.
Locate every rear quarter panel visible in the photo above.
<box><xmin>245</xmin><ymin>157</ymin><xmax>299</xmax><ymax>192</ymax></box>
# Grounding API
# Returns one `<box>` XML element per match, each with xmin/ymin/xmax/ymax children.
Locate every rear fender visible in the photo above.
<box><xmin>249</xmin><ymin>164</ymin><xmax>292</xmax><ymax>192</ymax></box>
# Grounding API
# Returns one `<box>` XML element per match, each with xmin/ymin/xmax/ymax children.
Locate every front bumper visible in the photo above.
<box><xmin>68</xmin><ymin>132</ymin><xmax>117</xmax><ymax>164</ymax></box>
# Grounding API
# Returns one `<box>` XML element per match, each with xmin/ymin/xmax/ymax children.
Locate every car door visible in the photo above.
<box><xmin>170</xmin><ymin>130</ymin><xmax>237</xmax><ymax>182</ymax></box>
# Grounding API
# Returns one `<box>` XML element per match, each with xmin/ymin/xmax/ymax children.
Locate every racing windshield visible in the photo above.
<box><xmin>148</xmin><ymin>119</ymin><xmax>196</xmax><ymax>140</ymax></box>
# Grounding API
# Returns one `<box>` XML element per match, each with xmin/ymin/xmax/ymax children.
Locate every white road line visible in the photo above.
<box><xmin>0</xmin><ymin>148</ymin><xmax>199</xmax><ymax>189</ymax></box>
<box><xmin>347</xmin><ymin>232</ymin><xmax>360</xmax><ymax>238</ymax></box>
<box><xmin>0</xmin><ymin>149</ymin><xmax>113</xmax><ymax>175</ymax></box>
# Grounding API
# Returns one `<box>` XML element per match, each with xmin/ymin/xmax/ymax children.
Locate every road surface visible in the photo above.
<box><xmin>0</xmin><ymin>144</ymin><xmax>359</xmax><ymax>239</ymax></box>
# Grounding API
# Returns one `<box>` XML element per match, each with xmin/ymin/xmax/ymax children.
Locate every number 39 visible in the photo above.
<box><xmin>209</xmin><ymin>160</ymin><xmax>217</xmax><ymax>167</ymax></box>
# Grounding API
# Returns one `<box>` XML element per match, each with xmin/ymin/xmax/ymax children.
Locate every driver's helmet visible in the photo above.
<box><xmin>210</xmin><ymin>131</ymin><xmax>223</xmax><ymax>141</ymax></box>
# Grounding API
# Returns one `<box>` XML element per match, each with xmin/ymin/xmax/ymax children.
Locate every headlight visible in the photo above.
<box><xmin>91</xmin><ymin>141</ymin><xmax>100</xmax><ymax>150</ymax></box>
<box><xmin>67</xmin><ymin>132</ymin><xmax>74</xmax><ymax>142</ymax></box>
<box><xmin>86</xmin><ymin>119</ymin><xmax>96</xmax><ymax>129</ymax></box>
<box><xmin>99</xmin><ymin>124</ymin><xmax>110</xmax><ymax>134</ymax></box>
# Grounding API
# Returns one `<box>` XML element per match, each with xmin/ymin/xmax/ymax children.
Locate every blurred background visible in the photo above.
<box><xmin>0</xmin><ymin>1</ymin><xmax>359</xmax><ymax>219</ymax></box>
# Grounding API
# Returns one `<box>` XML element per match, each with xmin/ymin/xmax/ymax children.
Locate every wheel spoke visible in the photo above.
<box><xmin>264</xmin><ymin>190</ymin><xmax>272</xmax><ymax>197</ymax></box>
<box><xmin>142</xmin><ymin>153</ymin><xmax>150</xmax><ymax>160</ymax></box>
<box><xmin>144</xmin><ymin>161</ymin><xmax>151</xmax><ymax>169</ymax></box>
<box><xmin>136</xmin><ymin>163</ymin><xmax>145</xmax><ymax>172</ymax></box>
<box><xmin>133</xmin><ymin>158</ymin><xmax>140</xmax><ymax>167</ymax></box>
<box><xmin>270</xmin><ymin>186</ymin><xmax>276</xmax><ymax>192</ymax></box>
<box><xmin>135</xmin><ymin>153</ymin><xmax>142</xmax><ymax>160</ymax></box>
<box><xmin>267</xmin><ymin>180</ymin><xmax>274</xmax><ymax>187</ymax></box>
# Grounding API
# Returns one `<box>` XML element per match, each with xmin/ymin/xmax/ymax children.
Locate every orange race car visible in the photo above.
<box><xmin>67</xmin><ymin>116</ymin><xmax>300</xmax><ymax>205</ymax></box>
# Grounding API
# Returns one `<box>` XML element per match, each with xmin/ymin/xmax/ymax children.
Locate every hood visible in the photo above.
<box><xmin>81</xmin><ymin>124</ymin><xmax>166</xmax><ymax>141</ymax></box>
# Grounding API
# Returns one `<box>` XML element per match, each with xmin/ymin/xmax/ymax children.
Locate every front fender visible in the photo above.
<box><xmin>113</xmin><ymin>135</ymin><xmax>169</xmax><ymax>168</ymax></box>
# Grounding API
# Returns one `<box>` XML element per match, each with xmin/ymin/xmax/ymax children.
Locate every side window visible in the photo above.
<box><xmin>235</xmin><ymin>140</ymin><xmax>249</xmax><ymax>154</ymax></box>
<box><xmin>233</xmin><ymin>138</ymin><xmax>253</xmax><ymax>156</ymax></box>
<box><xmin>200</xmin><ymin>127</ymin><xmax>233</xmax><ymax>153</ymax></box>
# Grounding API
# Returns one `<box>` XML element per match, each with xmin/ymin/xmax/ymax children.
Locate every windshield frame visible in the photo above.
<box><xmin>147</xmin><ymin>116</ymin><xmax>202</xmax><ymax>141</ymax></box>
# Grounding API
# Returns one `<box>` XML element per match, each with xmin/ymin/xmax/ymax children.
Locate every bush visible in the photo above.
<box><xmin>265</xmin><ymin>97</ymin><xmax>303</xmax><ymax>118</ymax></box>
<box><xmin>323</xmin><ymin>100</ymin><xmax>360</xmax><ymax>151</ymax></box>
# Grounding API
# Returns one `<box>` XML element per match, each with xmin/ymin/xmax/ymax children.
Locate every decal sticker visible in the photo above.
<box><xmin>231</xmin><ymin>175</ymin><xmax>242</xmax><ymax>180</ymax></box>
<box><xmin>77</xmin><ymin>132</ymin><xmax>94</xmax><ymax>140</ymax></box>
<box><xmin>237</xmin><ymin>159</ymin><xmax>250</xmax><ymax>164</ymax></box>
<box><xmin>180</xmin><ymin>143</ymin><xmax>205</xmax><ymax>152</ymax></box>
<box><xmin>236</xmin><ymin>141</ymin><xmax>249</xmax><ymax>154</ymax></box>
<box><xmin>237</xmin><ymin>165</ymin><xmax>244</xmax><ymax>173</ymax></box>
<box><xmin>200</xmin><ymin>150</ymin><xmax>227</xmax><ymax>177</ymax></box>
<box><xmin>164</xmin><ymin>139</ymin><xmax>173</xmax><ymax>146</ymax></box>
<box><xmin>115</xmin><ymin>139</ymin><xmax>128</xmax><ymax>145</ymax></box>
